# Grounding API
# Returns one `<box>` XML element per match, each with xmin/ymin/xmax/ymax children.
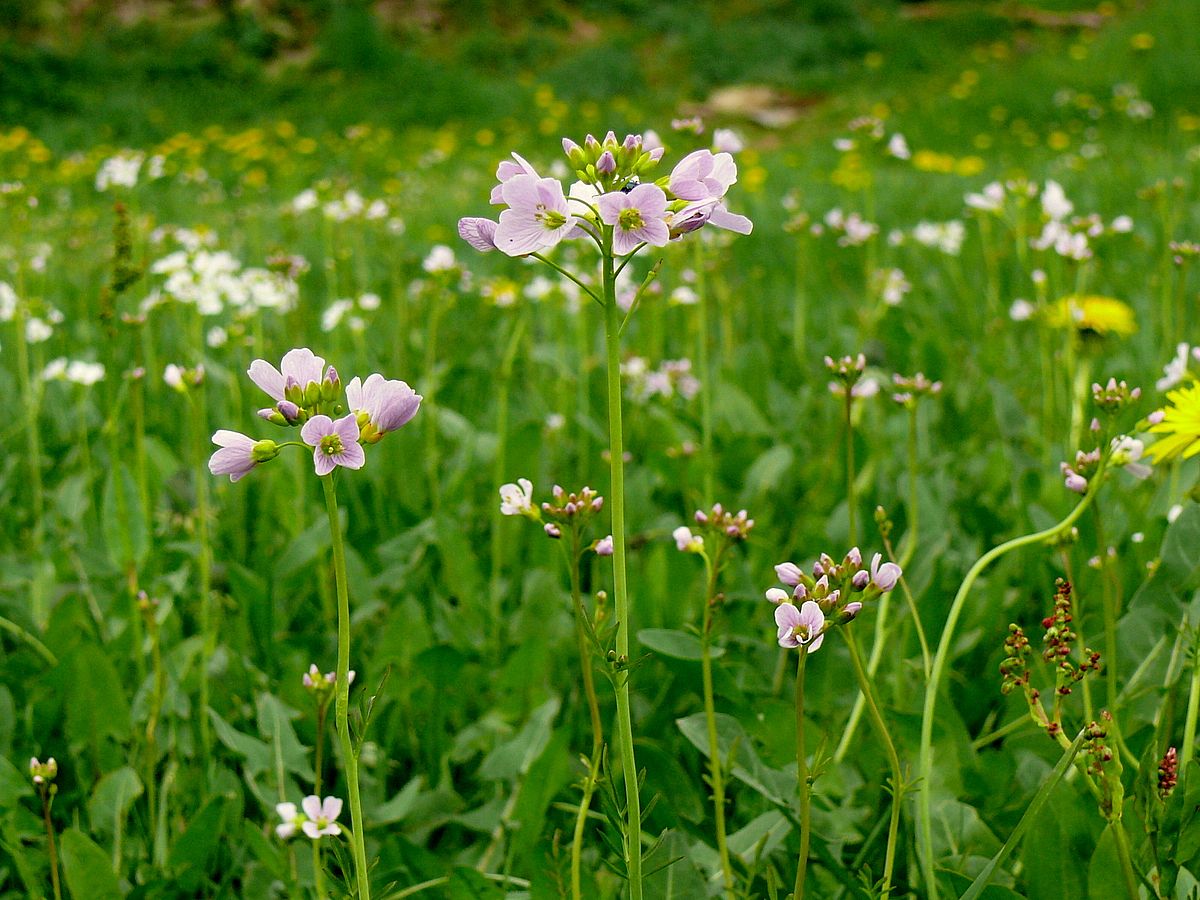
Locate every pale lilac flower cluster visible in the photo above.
<box><xmin>621</xmin><ymin>356</ymin><xmax>701</xmax><ymax>402</ymax></box>
<box><xmin>498</xmin><ymin>480</ymin><xmax>609</xmax><ymax>551</ymax></box>
<box><xmin>892</xmin><ymin>220</ymin><xmax>965</xmax><ymax>256</ymax></box>
<box><xmin>826</xmin><ymin>353</ymin><xmax>879</xmax><ymax>399</ymax></box>
<box><xmin>457</xmin><ymin>130</ymin><xmax>751</xmax><ymax>260</ymax></box>
<box><xmin>766</xmin><ymin>547</ymin><xmax>901</xmax><ymax>653</ymax></box>
<box><xmin>891</xmin><ymin>372</ymin><xmax>943</xmax><ymax>407</ymax></box>
<box><xmin>42</xmin><ymin>358</ymin><xmax>105</xmax><ymax>386</ymax></box>
<box><xmin>674</xmin><ymin>503</ymin><xmax>755</xmax><ymax>555</ymax></box>
<box><xmin>833</xmin><ymin>117</ymin><xmax>910</xmax><ymax>160</ymax></box>
<box><xmin>822</xmin><ymin>208</ymin><xmax>879</xmax><ymax>247</ymax></box>
<box><xmin>146</xmin><ymin>244</ymin><xmax>299</xmax><ymax>317</ymax></box>
<box><xmin>276</xmin><ymin>796</ymin><xmax>343</xmax><ymax>840</ymax></box>
<box><xmin>208</xmin><ymin>348</ymin><xmax>420</xmax><ymax>482</ymax></box>
<box><xmin>302</xmin><ymin>664</ymin><xmax>356</xmax><ymax>694</ymax></box>
<box><xmin>1061</xmin><ymin>448</ymin><xmax>1102</xmax><ymax>494</ymax></box>
<box><xmin>29</xmin><ymin>756</ymin><xmax>57</xmax><ymax>785</ymax></box>
<box><xmin>870</xmin><ymin>267</ymin><xmax>912</xmax><ymax>307</ymax></box>
<box><xmin>95</xmin><ymin>151</ymin><xmax>145</xmax><ymax>191</ymax></box>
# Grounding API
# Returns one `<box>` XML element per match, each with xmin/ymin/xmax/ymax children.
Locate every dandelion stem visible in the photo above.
<box><xmin>916</xmin><ymin>485</ymin><xmax>1101</xmax><ymax>897</ymax></box>
<box><xmin>601</xmin><ymin>229</ymin><xmax>643</xmax><ymax>898</ymax></box>
<box><xmin>700</xmin><ymin>553</ymin><xmax>734</xmax><ymax>893</ymax></box>
<box><xmin>793</xmin><ymin>647</ymin><xmax>811</xmax><ymax>900</ymax></box>
<box><xmin>843</xmin><ymin>627</ymin><xmax>900</xmax><ymax>899</ymax></box>
<box><xmin>321</xmin><ymin>475</ymin><xmax>371</xmax><ymax>900</ymax></box>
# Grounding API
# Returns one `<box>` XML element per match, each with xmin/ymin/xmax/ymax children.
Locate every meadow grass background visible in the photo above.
<box><xmin>1</xmin><ymin>0</ymin><xmax>1200</xmax><ymax>897</ymax></box>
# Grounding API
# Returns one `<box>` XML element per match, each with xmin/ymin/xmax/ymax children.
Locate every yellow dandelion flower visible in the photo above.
<box><xmin>1146</xmin><ymin>383</ymin><xmax>1200</xmax><ymax>462</ymax></box>
<box><xmin>1044</xmin><ymin>295</ymin><xmax>1137</xmax><ymax>337</ymax></box>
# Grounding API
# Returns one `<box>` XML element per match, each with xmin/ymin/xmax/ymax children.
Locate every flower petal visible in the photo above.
<box><xmin>301</xmin><ymin>415</ymin><xmax>334</xmax><ymax>447</ymax></box>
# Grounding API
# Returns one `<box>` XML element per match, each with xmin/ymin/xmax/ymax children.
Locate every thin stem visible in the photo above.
<box><xmin>793</xmin><ymin>648</ymin><xmax>811</xmax><ymax>900</ymax></box>
<box><xmin>0</xmin><ymin>616</ymin><xmax>57</xmax><ymax>666</ymax></box>
<box><xmin>899</xmin><ymin>406</ymin><xmax>919</xmax><ymax>569</ymax></box>
<box><xmin>602</xmin><ymin>231</ymin><xmax>643</xmax><ymax>898</ymax></box>
<box><xmin>312</xmin><ymin>839</ymin><xmax>325</xmax><ymax>900</ymax></box>
<box><xmin>188</xmin><ymin>315</ymin><xmax>214</xmax><ymax>772</ymax></box>
<box><xmin>695</xmin><ymin>241</ymin><xmax>715</xmax><ymax>505</ymax></box>
<box><xmin>321</xmin><ymin>476</ymin><xmax>371</xmax><ymax>900</ymax></box>
<box><xmin>844</xmin><ymin>628</ymin><xmax>900</xmax><ymax>899</ymax></box>
<box><xmin>567</xmin><ymin>537</ymin><xmax>603</xmax><ymax>900</ymax></box>
<box><xmin>845</xmin><ymin>391</ymin><xmax>857</xmax><ymax>546</ymax></box>
<box><xmin>13</xmin><ymin>295</ymin><xmax>47</xmax><ymax>629</ymax></box>
<box><xmin>41</xmin><ymin>790</ymin><xmax>61</xmax><ymax>900</ymax></box>
<box><xmin>488</xmin><ymin>314</ymin><xmax>526</xmax><ymax>656</ymax></box>
<box><xmin>389</xmin><ymin>873</ymin><xmax>531</xmax><ymax>899</ymax></box>
<box><xmin>700</xmin><ymin>553</ymin><xmax>733</xmax><ymax>892</ymax></box>
<box><xmin>916</xmin><ymin>487</ymin><xmax>1100</xmax><ymax>897</ymax></box>
<box><xmin>532</xmin><ymin>253</ymin><xmax>601</xmax><ymax>304</ymax></box>
<box><xmin>970</xmin><ymin>716</ymin><xmax>1030</xmax><ymax>751</ymax></box>
<box><xmin>960</xmin><ymin>727</ymin><xmax>1088</xmax><ymax>900</ymax></box>
<box><xmin>1111</xmin><ymin>823</ymin><xmax>1141</xmax><ymax>900</ymax></box>
<box><xmin>1093</xmin><ymin>503</ymin><xmax>1119</xmax><ymax>716</ymax></box>
<box><xmin>1182</xmin><ymin>631</ymin><xmax>1200</xmax><ymax>766</ymax></box>
<box><xmin>314</xmin><ymin>700</ymin><xmax>329</xmax><ymax>797</ymax></box>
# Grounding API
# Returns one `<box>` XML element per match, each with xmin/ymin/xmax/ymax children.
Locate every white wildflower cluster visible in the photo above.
<box><xmin>95</xmin><ymin>151</ymin><xmax>144</xmax><ymax>192</ymax></box>
<box><xmin>890</xmin><ymin>220</ymin><xmax>966</xmax><ymax>255</ymax></box>
<box><xmin>149</xmin><ymin>225</ymin><xmax>218</xmax><ymax>252</ymax></box>
<box><xmin>42</xmin><ymin>358</ymin><xmax>105</xmax><ymax>386</ymax></box>
<box><xmin>289</xmin><ymin>187</ymin><xmax>390</xmax><ymax>224</ymax></box>
<box><xmin>146</xmin><ymin>247</ymin><xmax>299</xmax><ymax>317</ymax></box>
<box><xmin>870</xmin><ymin>268</ymin><xmax>912</xmax><ymax>307</ymax></box>
<box><xmin>1113</xmin><ymin>83</ymin><xmax>1154</xmax><ymax>121</ymax></box>
<box><xmin>422</xmin><ymin>245</ymin><xmax>457</xmax><ymax>274</ymax></box>
<box><xmin>321</xmin><ymin>293</ymin><xmax>381</xmax><ymax>333</ymax></box>
<box><xmin>822</xmin><ymin>208</ymin><xmax>879</xmax><ymax>247</ymax></box>
<box><xmin>621</xmin><ymin>357</ymin><xmax>701</xmax><ymax>402</ymax></box>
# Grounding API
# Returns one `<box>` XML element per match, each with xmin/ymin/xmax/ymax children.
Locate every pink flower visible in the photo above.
<box><xmin>247</xmin><ymin>348</ymin><xmax>326</xmax><ymax>403</ymax></box>
<box><xmin>869</xmin><ymin>553</ymin><xmax>902</xmax><ymax>591</ymax></box>
<box><xmin>669</xmin><ymin>149</ymin><xmax>738</xmax><ymax>202</ymax></box>
<box><xmin>346</xmin><ymin>374</ymin><xmax>421</xmax><ymax>441</ymax></box>
<box><xmin>300</xmin><ymin>795</ymin><xmax>343</xmax><ymax>839</ymax></box>
<box><xmin>598</xmin><ymin>184</ymin><xmax>670</xmax><ymax>255</ymax></box>
<box><xmin>595</xmin><ymin>535</ymin><xmax>614</xmax><ymax>556</ymax></box>
<box><xmin>668</xmin><ymin>199</ymin><xmax>753</xmax><ymax>237</ymax></box>
<box><xmin>493</xmin><ymin>175</ymin><xmax>577</xmax><ymax>256</ymax></box>
<box><xmin>490</xmin><ymin>152</ymin><xmax>539</xmax><ymax>204</ymax></box>
<box><xmin>775</xmin><ymin>600</ymin><xmax>825</xmax><ymax>652</ymax></box>
<box><xmin>209</xmin><ymin>430</ymin><xmax>275</xmax><ymax>482</ymax></box>
<box><xmin>457</xmin><ymin>217</ymin><xmax>499</xmax><ymax>253</ymax></box>
<box><xmin>775</xmin><ymin>562</ymin><xmax>804</xmax><ymax>586</ymax></box>
<box><xmin>301</xmin><ymin>414</ymin><xmax>365</xmax><ymax>476</ymax></box>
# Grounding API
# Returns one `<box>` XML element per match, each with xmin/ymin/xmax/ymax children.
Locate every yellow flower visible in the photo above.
<box><xmin>1044</xmin><ymin>295</ymin><xmax>1137</xmax><ymax>337</ymax></box>
<box><xmin>1146</xmin><ymin>383</ymin><xmax>1200</xmax><ymax>462</ymax></box>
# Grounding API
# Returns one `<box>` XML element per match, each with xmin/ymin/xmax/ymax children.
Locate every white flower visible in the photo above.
<box><xmin>669</xmin><ymin>286</ymin><xmax>699</xmax><ymax>306</ymax></box>
<box><xmin>206</xmin><ymin>326</ymin><xmax>228</xmax><ymax>348</ymax></box>
<box><xmin>422</xmin><ymin>245</ymin><xmax>457</xmax><ymax>274</ymax></box>
<box><xmin>95</xmin><ymin>152</ymin><xmax>144</xmax><ymax>191</ymax></box>
<box><xmin>1009</xmin><ymin>299</ymin><xmax>1036</xmax><ymax>321</ymax></box>
<box><xmin>886</xmin><ymin>133</ymin><xmax>911</xmax><ymax>160</ymax></box>
<box><xmin>1110</xmin><ymin>215</ymin><xmax>1134</xmax><ymax>233</ymax></box>
<box><xmin>712</xmin><ymin>128</ymin><xmax>744</xmax><ymax>154</ymax></box>
<box><xmin>291</xmin><ymin>189</ymin><xmax>319</xmax><ymax>214</ymax></box>
<box><xmin>965</xmin><ymin>182</ymin><xmax>1004</xmax><ymax>213</ymax></box>
<box><xmin>1111</xmin><ymin>436</ymin><xmax>1152</xmax><ymax>479</ymax></box>
<box><xmin>275</xmin><ymin>796</ymin><xmax>343</xmax><ymax>841</ymax></box>
<box><xmin>0</xmin><ymin>282</ymin><xmax>16</xmax><ymax>321</ymax></box>
<box><xmin>321</xmin><ymin>299</ymin><xmax>354</xmax><ymax>333</ymax></box>
<box><xmin>1041</xmin><ymin>180</ymin><xmax>1073</xmax><ymax>221</ymax></box>
<box><xmin>1168</xmin><ymin>504</ymin><xmax>1184</xmax><ymax>524</ymax></box>
<box><xmin>65</xmin><ymin>361</ymin><xmax>105</xmax><ymax>386</ymax></box>
<box><xmin>358</xmin><ymin>292</ymin><xmax>381</xmax><ymax>311</ymax></box>
<box><xmin>1157</xmin><ymin>343</ymin><xmax>1191</xmax><ymax>391</ymax></box>
<box><xmin>673</xmin><ymin>526</ymin><xmax>704</xmax><ymax>553</ymax></box>
<box><xmin>499</xmin><ymin>478</ymin><xmax>534</xmax><ymax>516</ymax></box>
<box><xmin>25</xmin><ymin>318</ymin><xmax>52</xmax><ymax>343</ymax></box>
<box><xmin>42</xmin><ymin>358</ymin><xmax>68</xmax><ymax>380</ymax></box>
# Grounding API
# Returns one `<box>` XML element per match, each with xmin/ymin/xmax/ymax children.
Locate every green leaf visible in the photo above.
<box><xmin>369</xmin><ymin>775</ymin><xmax>426</xmax><ymax>826</ymax></box>
<box><xmin>0</xmin><ymin>755</ymin><xmax>33</xmax><ymax>808</ymax></box>
<box><xmin>87</xmin><ymin>766</ymin><xmax>143</xmax><ymax>838</ymax></box>
<box><xmin>676</xmin><ymin>712</ymin><xmax>793</xmax><ymax>804</ymax></box>
<box><xmin>728</xmin><ymin>810</ymin><xmax>791</xmax><ymax>863</ymax></box>
<box><xmin>169</xmin><ymin>796</ymin><xmax>226</xmax><ymax>884</ymax></box>
<box><xmin>60</xmin><ymin>828</ymin><xmax>122</xmax><ymax>900</ymax></box>
<box><xmin>65</xmin><ymin>644</ymin><xmax>131</xmax><ymax>747</ymax></box>
<box><xmin>643</xmin><ymin>830</ymin><xmax>706</xmax><ymax>898</ymax></box>
<box><xmin>479</xmin><ymin>696</ymin><xmax>560</xmax><ymax>782</ymax></box>
<box><xmin>638</xmin><ymin>628</ymin><xmax>723</xmax><ymax>661</ymax></box>
<box><xmin>1087</xmin><ymin>825</ymin><xmax>1123</xmax><ymax>898</ymax></box>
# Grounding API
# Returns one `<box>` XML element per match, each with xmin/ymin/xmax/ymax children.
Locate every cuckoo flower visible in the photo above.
<box><xmin>208</xmin><ymin>430</ymin><xmax>278</xmax><ymax>482</ymax></box>
<box><xmin>869</xmin><ymin>553</ymin><xmax>902</xmax><ymax>592</ymax></box>
<box><xmin>669</xmin><ymin>149</ymin><xmax>738</xmax><ymax>202</ymax></box>
<box><xmin>493</xmin><ymin>175</ymin><xmax>577</xmax><ymax>256</ymax></box>
<box><xmin>457</xmin><ymin>217</ymin><xmax>500</xmax><ymax>253</ymax></box>
<box><xmin>301</xmin><ymin>795</ymin><xmax>343</xmax><ymax>839</ymax></box>
<box><xmin>346</xmin><ymin>374</ymin><xmax>422</xmax><ymax>442</ymax></box>
<box><xmin>247</xmin><ymin>348</ymin><xmax>326</xmax><ymax>403</ymax></box>
<box><xmin>490</xmin><ymin>152</ymin><xmax>539</xmax><ymax>204</ymax></box>
<box><xmin>301</xmin><ymin>415</ymin><xmax>365</xmax><ymax>476</ymax></box>
<box><xmin>598</xmin><ymin>184</ymin><xmax>670</xmax><ymax>255</ymax></box>
<box><xmin>776</xmin><ymin>600</ymin><xmax>825</xmax><ymax>652</ymax></box>
<box><xmin>499</xmin><ymin>478</ymin><xmax>535</xmax><ymax>516</ymax></box>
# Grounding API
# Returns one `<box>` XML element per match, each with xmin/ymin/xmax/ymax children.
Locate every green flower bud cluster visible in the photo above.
<box><xmin>564</xmin><ymin>131</ymin><xmax>662</xmax><ymax>191</ymax></box>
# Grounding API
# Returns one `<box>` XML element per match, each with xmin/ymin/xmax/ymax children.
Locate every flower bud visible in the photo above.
<box><xmin>596</xmin><ymin>151</ymin><xmax>616</xmax><ymax>175</ymax></box>
<box><xmin>775</xmin><ymin>562</ymin><xmax>803</xmax><ymax>586</ymax></box>
<box><xmin>765</xmin><ymin>587</ymin><xmax>789</xmax><ymax>605</ymax></box>
<box><xmin>544</xmin><ymin>523</ymin><xmax>562</xmax><ymax>539</ymax></box>
<box><xmin>321</xmin><ymin>366</ymin><xmax>341</xmax><ymax>402</ymax></box>
<box><xmin>852</xmin><ymin>570</ymin><xmax>870</xmax><ymax>590</ymax></box>
<box><xmin>251</xmin><ymin>439</ymin><xmax>281</xmax><ymax>463</ymax></box>
<box><xmin>595</xmin><ymin>535</ymin><xmax>614</xmax><ymax>556</ymax></box>
<box><xmin>562</xmin><ymin>137</ymin><xmax>586</xmax><ymax>168</ymax></box>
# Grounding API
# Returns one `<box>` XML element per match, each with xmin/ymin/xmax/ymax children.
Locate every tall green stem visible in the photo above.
<box><xmin>13</xmin><ymin>295</ymin><xmax>47</xmax><ymax>628</ymax></box>
<box><xmin>694</xmin><ymin>240</ymin><xmax>715</xmax><ymax>504</ymax></box>
<box><xmin>567</xmin><ymin>538</ymin><xmax>604</xmax><ymax>900</ymax></box>
<box><xmin>188</xmin><ymin>373</ymin><xmax>214</xmax><ymax>771</ymax></box>
<box><xmin>844</xmin><ymin>628</ymin><xmax>900</xmax><ymax>899</ymax></box>
<box><xmin>1182</xmin><ymin>630</ymin><xmax>1200</xmax><ymax>766</ymax></box>
<box><xmin>312</xmin><ymin>839</ymin><xmax>325</xmax><ymax>900</ymax></box>
<box><xmin>916</xmin><ymin>488</ymin><xmax>1100</xmax><ymax>896</ymax></box>
<box><xmin>601</xmin><ymin>235</ymin><xmax>643</xmax><ymax>898</ymax></box>
<box><xmin>700</xmin><ymin>555</ymin><xmax>733</xmax><ymax>892</ymax></box>
<box><xmin>41</xmin><ymin>791</ymin><xmax>61</xmax><ymax>900</ymax></box>
<box><xmin>845</xmin><ymin>391</ymin><xmax>857</xmax><ymax>546</ymax></box>
<box><xmin>793</xmin><ymin>648</ymin><xmax>811</xmax><ymax>900</ymax></box>
<box><xmin>321</xmin><ymin>476</ymin><xmax>371</xmax><ymax>900</ymax></box>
